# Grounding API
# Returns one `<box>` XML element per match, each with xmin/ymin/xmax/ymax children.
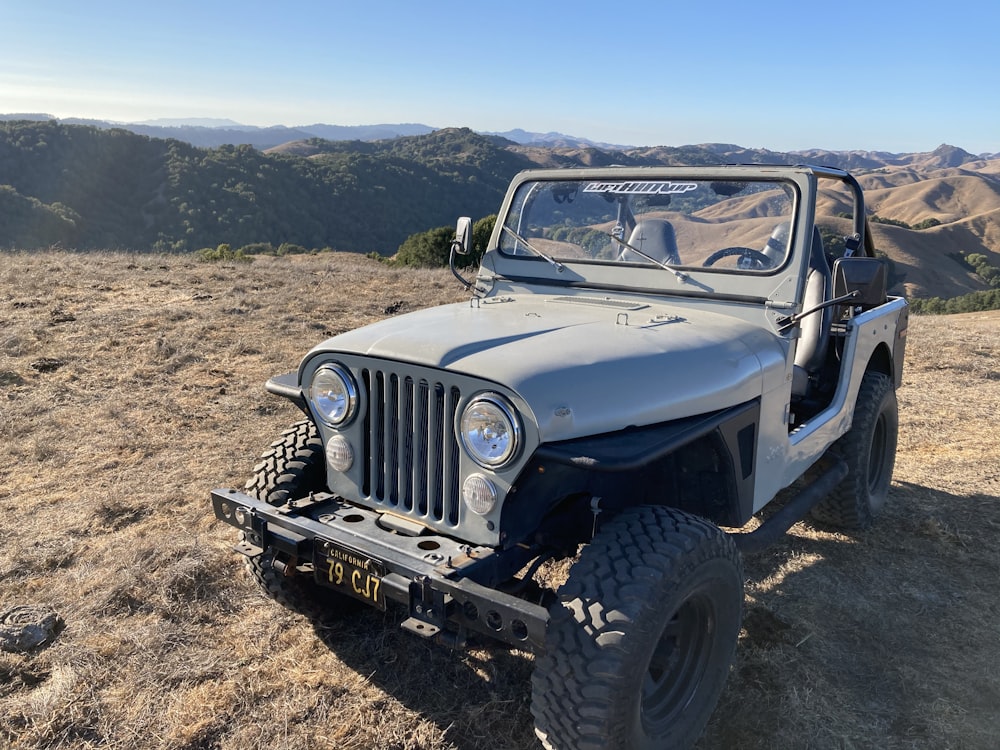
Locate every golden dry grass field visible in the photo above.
<box><xmin>1</xmin><ymin>251</ymin><xmax>998</xmax><ymax>749</ymax></box>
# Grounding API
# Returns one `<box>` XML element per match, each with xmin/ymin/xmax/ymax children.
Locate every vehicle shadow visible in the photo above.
<box><xmin>311</xmin><ymin>607</ymin><xmax>538</xmax><ymax>750</ymax></box>
<box><xmin>702</xmin><ymin>478</ymin><xmax>1000</xmax><ymax>748</ymax></box>
<box><xmin>309</xmin><ymin>478</ymin><xmax>999</xmax><ymax>750</ymax></box>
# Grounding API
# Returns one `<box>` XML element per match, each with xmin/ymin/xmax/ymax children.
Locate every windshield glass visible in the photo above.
<box><xmin>499</xmin><ymin>177</ymin><xmax>796</xmax><ymax>273</ymax></box>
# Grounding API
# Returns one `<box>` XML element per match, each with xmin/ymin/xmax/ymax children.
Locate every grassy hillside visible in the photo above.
<box><xmin>855</xmin><ymin>165</ymin><xmax>1000</xmax><ymax>298</ymax></box>
<box><xmin>1</xmin><ymin>252</ymin><xmax>998</xmax><ymax>749</ymax></box>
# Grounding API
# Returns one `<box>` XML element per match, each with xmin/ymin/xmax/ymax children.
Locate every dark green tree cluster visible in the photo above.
<box><xmin>0</xmin><ymin>121</ymin><xmax>171</xmax><ymax>248</ymax></box>
<box><xmin>911</xmin><ymin>238</ymin><xmax>1000</xmax><ymax>313</ymax></box>
<box><xmin>909</xmin><ymin>288</ymin><xmax>1000</xmax><ymax>314</ymax></box>
<box><xmin>869</xmin><ymin>214</ymin><xmax>911</xmax><ymax>229</ymax></box>
<box><xmin>870</xmin><ymin>215</ymin><xmax>942</xmax><ymax>231</ymax></box>
<box><xmin>393</xmin><ymin>215</ymin><xmax>496</xmax><ymax>268</ymax></box>
<box><xmin>0</xmin><ymin>185</ymin><xmax>78</xmax><ymax>247</ymax></box>
<box><xmin>0</xmin><ymin>121</ymin><xmax>528</xmax><ymax>254</ymax></box>
<box><xmin>964</xmin><ymin>253</ymin><xmax>1000</xmax><ymax>288</ymax></box>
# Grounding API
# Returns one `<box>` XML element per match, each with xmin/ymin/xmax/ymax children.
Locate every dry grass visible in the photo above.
<box><xmin>1</xmin><ymin>251</ymin><xmax>998</xmax><ymax>749</ymax></box>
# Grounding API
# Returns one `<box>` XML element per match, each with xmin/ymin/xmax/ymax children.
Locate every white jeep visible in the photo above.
<box><xmin>213</xmin><ymin>165</ymin><xmax>908</xmax><ymax>749</ymax></box>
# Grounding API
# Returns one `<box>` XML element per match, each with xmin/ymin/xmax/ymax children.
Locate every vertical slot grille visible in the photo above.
<box><xmin>364</xmin><ymin>367</ymin><xmax>461</xmax><ymax>526</ymax></box>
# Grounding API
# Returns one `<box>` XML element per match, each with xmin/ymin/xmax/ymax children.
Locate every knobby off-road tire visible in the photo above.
<box><xmin>812</xmin><ymin>371</ymin><xmax>898</xmax><ymax>530</ymax></box>
<box><xmin>243</xmin><ymin>420</ymin><xmax>355</xmax><ymax>621</ymax></box>
<box><xmin>531</xmin><ymin>506</ymin><xmax>744</xmax><ymax>750</ymax></box>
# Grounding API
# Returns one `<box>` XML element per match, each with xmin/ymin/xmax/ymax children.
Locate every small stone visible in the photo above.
<box><xmin>0</xmin><ymin>605</ymin><xmax>64</xmax><ymax>652</ymax></box>
<box><xmin>29</xmin><ymin>358</ymin><xmax>66</xmax><ymax>373</ymax></box>
<box><xmin>49</xmin><ymin>307</ymin><xmax>76</xmax><ymax>324</ymax></box>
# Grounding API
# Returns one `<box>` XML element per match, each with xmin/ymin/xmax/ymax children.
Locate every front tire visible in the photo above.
<box><xmin>812</xmin><ymin>371</ymin><xmax>898</xmax><ymax>529</ymax></box>
<box><xmin>531</xmin><ymin>506</ymin><xmax>743</xmax><ymax>750</ymax></box>
<box><xmin>243</xmin><ymin>420</ymin><xmax>356</xmax><ymax>620</ymax></box>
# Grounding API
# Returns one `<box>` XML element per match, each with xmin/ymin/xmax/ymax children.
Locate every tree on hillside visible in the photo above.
<box><xmin>909</xmin><ymin>288</ymin><xmax>1000</xmax><ymax>314</ymax></box>
<box><xmin>965</xmin><ymin>253</ymin><xmax>1000</xmax><ymax>287</ymax></box>
<box><xmin>393</xmin><ymin>215</ymin><xmax>497</xmax><ymax>269</ymax></box>
<box><xmin>394</xmin><ymin>225</ymin><xmax>455</xmax><ymax>267</ymax></box>
<box><xmin>470</xmin><ymin>215</ymin><xmax>496</xmax><ymax>266</ymax></box>
<box><xmin>0</xmin><ymin>185</ymin><xmax>79</xmax><ymax>247</ymax></box>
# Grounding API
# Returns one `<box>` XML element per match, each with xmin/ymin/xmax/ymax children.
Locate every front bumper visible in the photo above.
<box><xmin>211</xmin><ymin>488</ymin><xmax>548</xmax><ymax>651</ymax></box>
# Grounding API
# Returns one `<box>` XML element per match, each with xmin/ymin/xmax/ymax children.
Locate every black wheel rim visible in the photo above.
<box><xmin>640</xmin><ymin>590</ymin><xmax>716</xmax><ymax>734</ymax></box>
<box><xmin>868</xmin><ymin>412</ymin><xmax>888</xmax><ymax>493</ymax></box>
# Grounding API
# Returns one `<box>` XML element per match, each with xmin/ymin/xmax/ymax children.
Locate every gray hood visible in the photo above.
<box><xmin>307</xmin><ymin>295</ymin><xmax>776</xmax><ymax>442</ymax></box>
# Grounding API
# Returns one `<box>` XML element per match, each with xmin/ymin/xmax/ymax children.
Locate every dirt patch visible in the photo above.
<box><xmin>0</xmin><ymin>251</ymin><xmax>998</xmax><ymax>749</ymax></box>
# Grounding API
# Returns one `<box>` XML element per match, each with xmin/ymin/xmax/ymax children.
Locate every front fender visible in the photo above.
<box><xmin>500</xmin><ymin>400</ymin><xmax>761</xmax><ymax>548</ymax></box>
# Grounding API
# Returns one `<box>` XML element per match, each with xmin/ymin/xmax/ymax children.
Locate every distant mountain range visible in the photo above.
<box><xmin>0</xmin><ymin>113</ymin><xmax>438</xmax><ymax>150</ymax></box>
<box><xmin>2</xmin><ymin>114</ymin><xmax>610</xmax><ymax>150</ymax></box>
<box><xmin>3</xmin><ymin>112</ymin><xmax>999</xmax><ymax>161</ymax></box>
<box><xmin>1</xmin><ymin>115</ymin><xmax>999</xmax><ymax>300</ymax></box>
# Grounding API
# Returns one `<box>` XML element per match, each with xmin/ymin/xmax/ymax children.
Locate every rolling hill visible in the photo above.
<box><xmin>1</xmin><ymin>118</ymin><xmax>999</xmax><ymax>299</ymax></box>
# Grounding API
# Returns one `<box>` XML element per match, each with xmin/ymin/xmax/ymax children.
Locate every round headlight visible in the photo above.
<box><xmin>460</xmin><ymin>394</ymin><xmax>520</xmax><ymax>468</ymax></box>
<box><xmin>308</xmin><ymin>363</ymin><xmax>358</xmax><ymax>426</ymax></box>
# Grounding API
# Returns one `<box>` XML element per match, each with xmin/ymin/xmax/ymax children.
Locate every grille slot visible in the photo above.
<box><xmin>364</xmin><ymin>368</ymin><xmax>461</xmax><ymax>527</ymax></box>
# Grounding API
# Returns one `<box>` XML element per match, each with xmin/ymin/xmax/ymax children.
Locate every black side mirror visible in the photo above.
<box><xmin>833</xmin><ymin>256</ymin><xmax>887</xmax><ymax>308</ymax></box>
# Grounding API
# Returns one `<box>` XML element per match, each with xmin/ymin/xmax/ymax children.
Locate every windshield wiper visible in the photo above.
<box><xmin>501</xmin><ymin>225</ymin><xmax>565</xmax><ymax>272</ymax></box>
<box><xmin>608</xmin><ymin>232</ymin><xmax>690</xmax><ymax>284</ymax></box>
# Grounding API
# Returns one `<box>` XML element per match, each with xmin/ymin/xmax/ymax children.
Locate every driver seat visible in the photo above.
<box><xmin>791</xmin><ymin>226</ymin><xmax>832</xmax><ymax>397</ymax></box>
<box><xmin>620</xmin><ymin>220</ymin><xmax>680</xmax><ymax>264</ymax></box>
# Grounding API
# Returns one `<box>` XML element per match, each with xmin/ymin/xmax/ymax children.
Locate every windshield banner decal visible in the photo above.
<box><xmin>582</xmin><ymin>181</ymin><xmax>698</xmax><ymax>196</ymax></box>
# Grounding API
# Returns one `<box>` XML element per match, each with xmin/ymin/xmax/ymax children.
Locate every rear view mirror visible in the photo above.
<box><xmin>833</xmin><ymin>256</ymin><xmax>887</xmax><ymax>308</ymax></box>
<box><xmin>454</xmin><ymin>217</ymin><xmax>472</xmax><ymax>255</ymax></box>
<box><xmin>711</xmin><ymin>181</ymin><xmax>747</xmax><ymax>197</ymax></box>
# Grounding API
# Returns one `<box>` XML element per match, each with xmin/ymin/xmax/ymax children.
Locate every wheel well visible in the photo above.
<box><xmin>867</xmin><ymin>342</ymin><xmax>893</xmax><ymax>379</ymax></box>
<box><xmin>503</xmin><ymin>405</ymin><xmax>758</xmax><ymax>548</ymax></box>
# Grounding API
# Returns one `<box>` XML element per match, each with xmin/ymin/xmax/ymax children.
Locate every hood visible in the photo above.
<box><xmin>306</xmin><ymin>295</ymin><xmax>778</xmax><ymax>442</ymax></box>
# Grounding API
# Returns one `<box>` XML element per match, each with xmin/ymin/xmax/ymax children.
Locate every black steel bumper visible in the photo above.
<box><xmin>211</xmin><ymin>488</ymin><xmax>548</xmax><ymax>651</ymax></box>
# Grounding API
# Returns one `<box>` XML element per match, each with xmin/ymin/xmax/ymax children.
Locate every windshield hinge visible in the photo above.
<box><xmin>765</xmin><ymin>299</ymin><xmax>796</xmax><ymax>311</ymax></box>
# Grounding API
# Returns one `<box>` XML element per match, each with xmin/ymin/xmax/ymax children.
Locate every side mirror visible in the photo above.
<box><xmin>454</xmin><ymin>217</ymin><xmax>472</xmax><ymax>256</ymax></box>
<box><xmin>833</xmin><ymin>256</ymin><xmax>887</xmax><ymax>308</ymax></box>
<box><xmin>450</xmin><ymin>217</ymin><xmax>476</xmax><ymax>292</ymax></box>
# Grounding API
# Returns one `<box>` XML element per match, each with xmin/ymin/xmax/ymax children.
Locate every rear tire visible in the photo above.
<box><xmin>531</xmin><ymin>506</ymin><xmax>743</xmax><ymax>750</ymax></box>
<box><xmin>812</xmin><ymin>371</ymin><xmax>898</xmax><ymax>529</ymax></box>
<box><xmin>243</xmin><ymin>420</ymin><xmax>356</xmax><ymax>620</ymax></box>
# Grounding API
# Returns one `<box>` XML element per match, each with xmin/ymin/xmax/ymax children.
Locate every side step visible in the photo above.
<box><xmin>731</xmin><ymin>457</ymin><xmax>848</xmax><ymax>555</ymax></box>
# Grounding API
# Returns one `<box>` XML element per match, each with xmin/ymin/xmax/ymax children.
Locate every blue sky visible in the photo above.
<box><xmin>2</xmin><ymin>0</ymin><xmax>997</xmax><ymax>153</ymax></box>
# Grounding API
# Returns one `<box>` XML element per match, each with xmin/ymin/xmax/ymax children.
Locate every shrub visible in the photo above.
<box><xmin>236</xmin><ymin>242</ymin><xmax>277</xmax><ymax>255</ymax></box>
<box><xmin>195</xmin><ymin>243</ymin><xmax>253</xmax><ymax>263</ymax></box>
<box><xmin>870</xmin><ymin>214</ymin><xmax>911</xmax><ymax>229</ymax></box>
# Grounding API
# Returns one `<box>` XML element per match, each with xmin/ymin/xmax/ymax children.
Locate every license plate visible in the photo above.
<box><xmin>314</xmin><ymin>539</ymin><xmax>386</xmax><ymax>609</ymax></box>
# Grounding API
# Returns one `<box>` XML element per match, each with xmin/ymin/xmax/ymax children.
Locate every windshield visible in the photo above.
<box><xmin>499</xmin><ymin>177</ymin><xmax>796</xmax><ymax>273</ymax></box>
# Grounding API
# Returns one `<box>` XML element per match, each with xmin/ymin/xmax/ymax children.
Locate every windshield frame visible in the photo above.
<box><xmin>480</xmin><ymin>165</ymin><xmax>848</xmax><ymax>308</ymax></box>
<box><xmin>496</xmin><ymin>173</ymin><xmax>799</xmax><ymax>277</ymax></box>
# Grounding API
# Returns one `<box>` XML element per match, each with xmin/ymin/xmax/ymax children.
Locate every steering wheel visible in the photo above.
<box><xmin>702</xmin><ymin>247</ymin><xmax>772</xmax><ymax>270</ymax></box>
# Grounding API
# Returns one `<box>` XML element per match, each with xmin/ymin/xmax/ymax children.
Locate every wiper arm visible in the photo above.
<box><xmin>501</xmin><ymin>225</ymin><xmax>565</xmax><ymax>272</ymax></box>
<box><xmin>608</xmin><ymin>232</ymin><xmax>690</xmax><ymax>284</ymax></box>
